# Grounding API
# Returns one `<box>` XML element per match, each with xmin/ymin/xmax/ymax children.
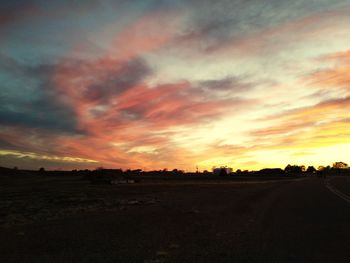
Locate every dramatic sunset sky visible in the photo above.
<box><xmin>1</xmin><ymin>0</ymin><xmax>350</xmax><ymax>171</ymax></box>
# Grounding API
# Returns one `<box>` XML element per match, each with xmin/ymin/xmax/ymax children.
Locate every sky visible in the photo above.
<box><xmin>1</xmin><ymin>0</ymin><xmax>350</xmax><ymax>171</ymax></box>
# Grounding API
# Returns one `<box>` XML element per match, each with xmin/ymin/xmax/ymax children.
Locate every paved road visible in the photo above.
<box><xmin>251</xmin><ymin>177</ymin><xmax>350</xmax><ymax>263</ymax></box>
<box><xmin>1</xmin><ymin>177</ymin><xmax>350</xmax><ymax>262</ymax></box>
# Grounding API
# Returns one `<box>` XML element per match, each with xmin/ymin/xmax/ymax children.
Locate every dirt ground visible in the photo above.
<box><xmin>1</xmin><ymin>174</ymin><xmax>350</xmax><ymax>262</ymax></box>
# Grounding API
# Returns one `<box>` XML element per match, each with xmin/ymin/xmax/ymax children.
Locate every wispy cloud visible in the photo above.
<box><xmin>1</xmin><ymin>1</ymin><xmax>350</xmax><ymax>170</ymax></box>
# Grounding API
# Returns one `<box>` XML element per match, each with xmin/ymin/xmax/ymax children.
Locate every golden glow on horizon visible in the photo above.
<box><xmin>1</xmin><ymin>3</ymin><xmax>350</xmax><ymax>171</ymax></box>
<box><xmin>0</xmin><ymin>150</ymin><xmax>98</xmax><ymax>164</ymax></box>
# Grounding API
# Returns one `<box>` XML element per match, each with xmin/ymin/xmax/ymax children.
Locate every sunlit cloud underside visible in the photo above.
<box><xmin>1</xmin><ymin>0</ymin><xmax>350</xmax><ymax>171</ymax></box>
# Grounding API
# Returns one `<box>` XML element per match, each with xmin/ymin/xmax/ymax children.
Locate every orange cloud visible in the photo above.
<box><xmin>306</xmin><ymin>50</ymin><xmax>350</xmax><ymax>93</ymax></box>
<box><xmin>246</xmin><ymin>46</ymin><xmax>350</xmax><ymax>156</ymax></box>
<box><xmin>252</xmin><ymin>96</ymin><xmax>350</xmax><ymax>138</ymax></box>
<box><xmin>49</xmin><ymin>9</ymin><xmax>258</xmax><ymax>170</ymax></box>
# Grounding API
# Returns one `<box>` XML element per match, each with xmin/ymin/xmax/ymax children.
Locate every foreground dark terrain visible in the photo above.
<box><xmin>1</xmin><ymin>173</ymin><xmax>350</xmax><ymax>262</ymax></box>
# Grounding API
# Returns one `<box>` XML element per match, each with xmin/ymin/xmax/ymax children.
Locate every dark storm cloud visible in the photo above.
<box><xmin>0</xmin><ymin>54</ymin><xmax>80</xmax><ymax>133</ymax></box>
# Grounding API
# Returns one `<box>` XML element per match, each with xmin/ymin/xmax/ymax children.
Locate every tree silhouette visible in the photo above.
<box><xmin>306</xmin><ymin>166</ymin><xmax>316</xmax><ymax>173</ymax></box>
<box><xmin>219</xmin><ymin>168</ymin><xmax>228</xmax><ymax>176</ymax></box>
<box><xmin>333</xmin><ymin>162</ymin><xmax>348</xmax><ymax>169</ymax></box>
<box><xmin>284</xmin><ymin>164</ymin><xmax>305</xmax><ymax>174</ymax></box>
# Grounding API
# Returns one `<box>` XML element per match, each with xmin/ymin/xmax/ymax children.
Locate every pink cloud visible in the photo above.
<box><xmin>306</xmin><ymin>49</ymin><xmax>350</xmax><ymax>93</ymax></box>
<box><xmin>109</xmin><ymin>11</ymin><xmax>181</xmax><ymax>61</ymax></box>
<box><xmin>45</xmin><ymin>10</ymin><xmax>258</xmax><ymax>170</ymax></box>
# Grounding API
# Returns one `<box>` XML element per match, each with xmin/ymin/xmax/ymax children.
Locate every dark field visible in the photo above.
<box><xmin>1</xmin><ymin>174</ymin><xmax>350</xmax><ymax>262</ymax></box>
